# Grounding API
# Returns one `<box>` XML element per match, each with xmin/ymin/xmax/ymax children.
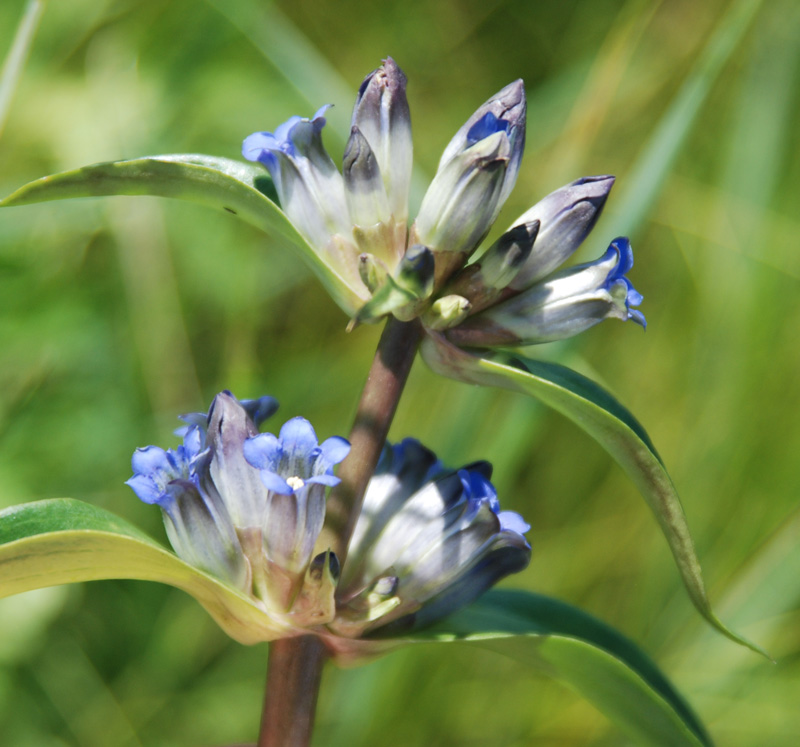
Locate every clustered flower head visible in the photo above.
<box><xmin>243</xmin><ymin>58</ymin><xmax>645</xmax><ymax>347</ymax></box>
<box><xmin>127</xmin><ymin>392</ymin><xmax>531</xmax><ymax>639</ymax></box>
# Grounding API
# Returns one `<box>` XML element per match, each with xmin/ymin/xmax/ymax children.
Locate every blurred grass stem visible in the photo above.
<box><xmin>259</xmin><ymin>316</ymin><xmax>423</xmax><ymax>746</ymax></box>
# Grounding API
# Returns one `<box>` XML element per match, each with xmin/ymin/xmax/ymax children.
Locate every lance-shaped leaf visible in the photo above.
<box><xmin>0</xmin><ymin>154</ymin><xmax>367</xmax><ymax>314</ymax></box>
<box><xmin>420</xmin><ymin>333</ymin><xmax>765</xmax><ymax>657</ymax></box>
<box><xmin>0</xmin><ymin>498</ymin><xmax>295</xmax><ymax>644</ymax></box>
<box><xmin>328</xmin><ymin>589</ymin><xmax>712</xmax><ymax>746</ymax></box>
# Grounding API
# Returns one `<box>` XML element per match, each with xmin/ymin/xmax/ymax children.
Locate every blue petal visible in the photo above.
<box><xmin>608</xmin><ymin>236</ymin><xmax>634</xmax><ymax>279</ymax></box>
<box><xmin>467</xmin><ymin>111</ymin><xmax>510</xmax><ymax>144</ymax></box>
<box><xmin>459</xmin><ymin>469</ymin><xmax>500</xmax><ymax>514</ymax></box>
<box><xmin>243</xmin><ymin>432</ymin><xmax>281</xmax><ymax>470</ymax></box>
<box><xmin>258</xmin><ymin>470</ymin><xmax>293</xmax><ymax>495</ymax></box>
<box><xmin>178</xmin><ymin>411</ymin><xmax>208</xmax><ymax>429</ymax></box>
<box><xmin>125</xmin><ymin>474</ymin><xmax>162</xmax><ymax>505</ymax></box>
<box><xmin>306</xmin><ymin>474</ymin><xmax>341</xmax><ymax>487</ymax></box>
<box><xmin>278</xmin><ymin>417</ymin><xmax>320</xmax><ymax>457</ymax></box>
<box><xmin>241</xmin><ymin>395</ymin><xmax>280</xmax><ymax>428</ymax></box>
<box><xmin>242</xmin><ymin>132</ymin><xmax>283</xmax><ymax>165</ymax></box>
<box><xmin>629</xmin><ymin>308</ymin><xmax>647</xmax><ymax>329</ymax></box>
<box><xmin>318</xmin><ymin>436</ymin><xmax>351</xmax><ymax>467</ymax></box>
<box><xmin>131</xmin><ymin>446</ymin><xmax>170</xmax><ymax>476</ymax></box>
<box><xmin>498</xmin><ymin>510</ymin><xmax>531</xmax><ymax>537</ymax></box>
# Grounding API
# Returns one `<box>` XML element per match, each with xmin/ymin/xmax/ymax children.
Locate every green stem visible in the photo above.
<box><xmin>256</xmin><ymin>316</ymin><xmax>423</xmax><ymax>746</ymax></box>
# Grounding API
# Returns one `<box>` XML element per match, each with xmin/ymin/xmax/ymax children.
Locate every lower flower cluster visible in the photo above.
<box><xmin>127</xmin><ymin>392</ymin><xmax>531</xmax><ymax>639</ymax></box>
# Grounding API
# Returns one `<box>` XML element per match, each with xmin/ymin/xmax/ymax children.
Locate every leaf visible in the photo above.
<box><xmin>0</xmin><ymin>498</ymin><xmax>289</xmax><ymax>644</ymax></box>
<box><xmin>421</xmin><ymin>333</ymin><xmax>766</xmax><ymax>657</ymax></box>
<box><xmin>0</xmin><ymin>154</ymin><xmax>367</xmax><ymax>314</ymax></box>
<box><xmin>402</xmin><ymin>590</ymin><xmax>713</xmax><ymax>747</ymax></box>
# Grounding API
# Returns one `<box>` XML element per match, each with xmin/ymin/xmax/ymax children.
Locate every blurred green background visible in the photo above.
<box><xmin>1</xmin><ymin>0</ymin><xmax>798</xmax><ymax>744</ymax></box>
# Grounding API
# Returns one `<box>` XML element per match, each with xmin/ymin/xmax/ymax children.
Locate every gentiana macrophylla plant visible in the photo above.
<box><xmin>0</xmin><ymin>57</ymin><xmax>766</xmax><ymax>747</ymax></box>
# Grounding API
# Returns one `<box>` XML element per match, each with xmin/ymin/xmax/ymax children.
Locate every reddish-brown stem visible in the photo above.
<box><xmin>323</xmin><ymin>315</ymin><xmax>423</xmax><ymax>564</ymax></box>
<box><xmin>256</xmin><ymin>316</ymin><xmax>423</xmax><ymax>747</ymax></box>
<box><xmin>257</xmin><ymin>636</ymin><xmax>326</xmax><ymax>747</ymax></box>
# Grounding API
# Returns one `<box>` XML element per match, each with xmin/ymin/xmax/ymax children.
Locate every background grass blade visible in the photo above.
<box><xmin>608</xmin><ymin>0</ymin><xmax>763</xmax><ymax>240</ymax></box>
<box><xmin>0</xmin><ymin>0</ymin><xmax>45</xmax><ymax>138</ymax></box>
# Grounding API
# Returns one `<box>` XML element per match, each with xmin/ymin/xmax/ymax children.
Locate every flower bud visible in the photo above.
<box><xmin>437</xmin><ymin>80</ymin><xmax>526</xmax><ymax>211</ymax></box>
<box><xmin>508</xmin><ymin>175</ymin><xmax>615</xmax><ymax>290</ymax></box>
<box><xmin>333</xmin><ymin>439</ymin><xmax>531</xmax><ymax>637</ymax></box>
<box><xmin>412</xmin><ymin>130</ymin><xmax>510</xmax><ymax>275</ymax></box>
<box><xmin>351</xmin><ymin>57</ymin><xmax>413</xmax><ymax>225</ymax></box>
<box><xmin>447</xmin><ymin>237</ymin><xmax>646</xmax><ymax>347</ymax></box>
<box><xmin>343</xmin><ymin>127</ymin><xmax>392</xmax><ymax>228</ymax></box>
<box><xmin>442</xmin><ymin>221</ymin><xmax>538</xmax><ymax>315</ymax></box>
<box><xmin>423</xmin><ymin>294</ymin><xmax>471</xmax><ymax>331</ymax></box>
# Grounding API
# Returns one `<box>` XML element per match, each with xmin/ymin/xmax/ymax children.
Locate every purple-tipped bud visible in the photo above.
<box><xmin>508</xmin><ymin>175</ymin><xmax>616</xmax><ymax>290</ymax></box>
<box><xmin>352</xmin><ymin>57</ymin><xmax>413</xmax><ymax>224</ymax></box>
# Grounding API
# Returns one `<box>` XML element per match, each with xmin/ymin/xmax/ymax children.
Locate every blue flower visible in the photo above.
<box><xmin>127</xmin><ymin>392</ymin><xmax>348</xmax><ymax>621</ymax></box>
<box><xmin>242</xmin><ymin>418</ymin><xmax>350</xmax><ymax>590</ymax></box>
<box><xmin>446</xmin><ymin>237</ymin><xmax>646</xmax><ymax>347</ymax></box>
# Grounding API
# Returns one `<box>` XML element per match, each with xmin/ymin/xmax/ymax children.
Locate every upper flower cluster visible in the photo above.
<box><xmin>127</xmin><ymin>393</ymin><xmax>530</xmax><ymax>639</ymax></box>
<box><xmin>243</xmin><ymin>58</ymin><xmax>645</xmax><ymax>346</ymax></box>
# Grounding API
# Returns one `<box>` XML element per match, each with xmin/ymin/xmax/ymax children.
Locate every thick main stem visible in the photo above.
<box><xmin>325</xmin><ymin>316</ymin><xmax>424</xmax><ymax>563</ymax></box>
<box><xmin>258</xmin><ymin>636</ymin><xmax>326</xmax><ymax>747</ymax></box>
<box><xmin>256</xmin><ymin>316</ymin><xmax>423</xmax><ymax>747</ymax></box>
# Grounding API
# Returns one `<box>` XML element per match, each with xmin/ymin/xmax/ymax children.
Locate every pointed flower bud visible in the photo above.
<box><xmin>350</xmin><ymin>243</ymin><xmax>436</xmax><ymax>326</ymax></box>
<box><xmin>333</xmin><ymin>439</ymin><xmax>531</xmax><ymax>637</ymax></box>
<box><xmin>447</xmin><ymin>237</ymin><xmax>646</xmax><ymax>347</ymax></box>
<box><xmin>413</xmin><ymin>130</ymin><xmax>510</xmax><ymax>266</ymax></box>
<box><xmin>351</xmin><ymin>57</ymin><xmax>413</xmax><ymax>224</ymax></box>
<box><xmin>443</xmin><ymin>222</ymin><xmax>539</xmax><ymax>315</ymax></box>
<box><xmin>423</xmin><ymin>294</ymin><xmax>471</xmax><ymax>331</ymax></box>
<box><xmin>437</xmin><ymin>80</ymin><xmax>526</xmax><ymax>211</ymax></box>
<box><xmin>507</xmin><ymin>175</ymin><xmax>615</xmax><ymax>290</ymax></box>
<box><xmin>343</xmin><ymin>127</ymin><xmax>392</xmax><ymax>232</ymax></box>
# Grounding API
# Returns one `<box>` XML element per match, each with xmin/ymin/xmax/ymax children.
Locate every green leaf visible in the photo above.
<box><xmin>0</xmin><ymin>154</ymin><xmax>367</xmax><ymax>314</ymax></box>
<box><xmin>0</xmin><ymin>498</ymin><xmax>288</xmax><ymax>644</ymax></box>
<box><xmin>402</xmin><ymin>589</ymin><xmax>713</xmax><ymax>747</ymax></box>
<box><xmin>421</xmin><ymin>333</ymin><xmax>766</xmax><ymax>657</ymax></box>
